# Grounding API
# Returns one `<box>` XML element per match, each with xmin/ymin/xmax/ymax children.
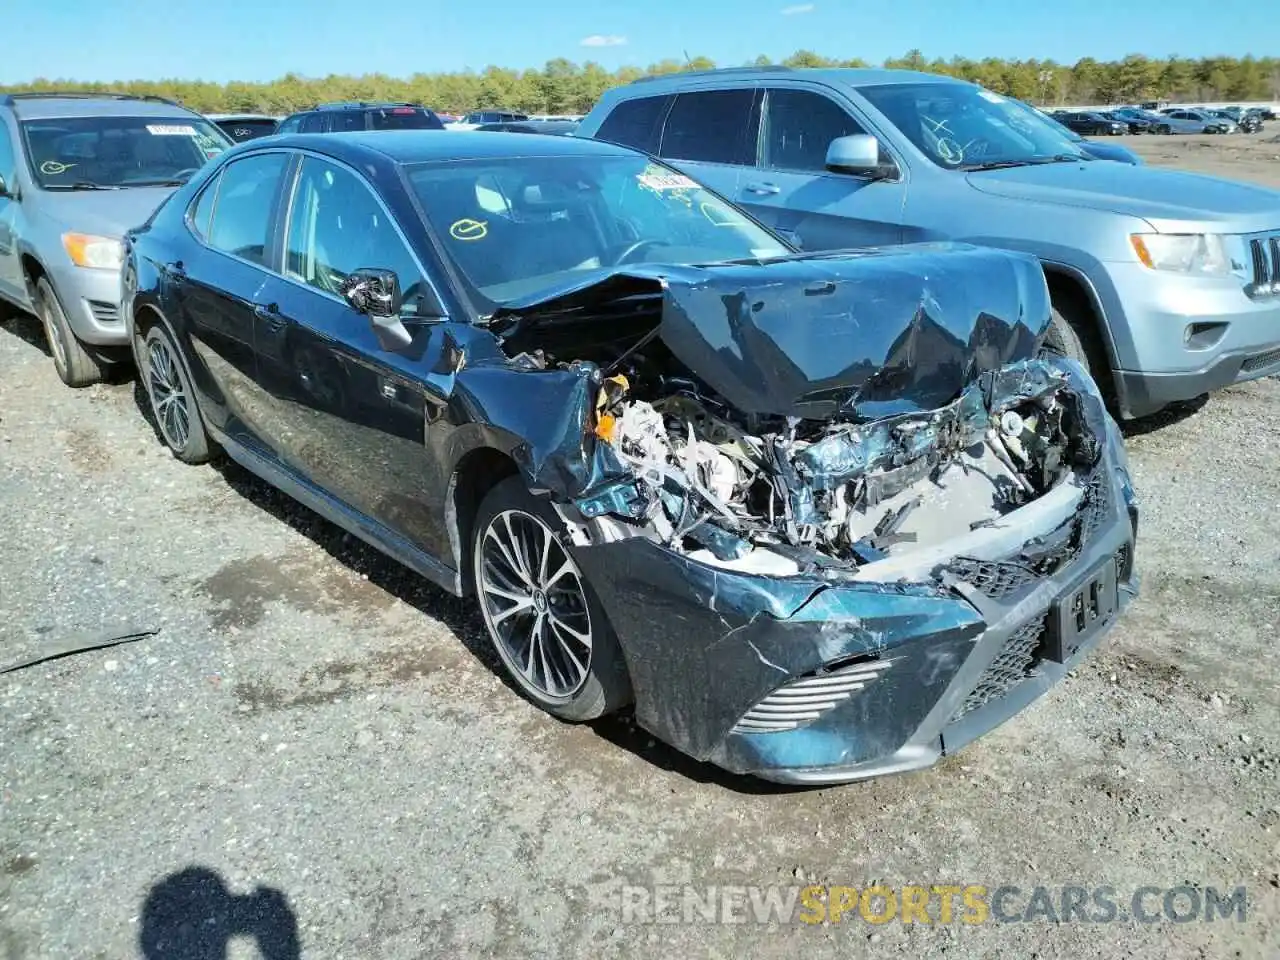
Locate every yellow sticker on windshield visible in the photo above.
<box><xmin>40</xmin><ymin>160</ymin><xmax>75</xmax><ymax>175</ymax></box>
<box><xmin>450</xmin><ymin>218</ymin><xmax>488</xmax><ymax>241</ymax></box>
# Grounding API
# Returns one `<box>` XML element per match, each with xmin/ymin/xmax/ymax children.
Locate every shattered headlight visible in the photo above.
<box><xmin>1129</xmin><ymin>233</ymin><xmax>1249</xmax><ymax>279</ymax></box>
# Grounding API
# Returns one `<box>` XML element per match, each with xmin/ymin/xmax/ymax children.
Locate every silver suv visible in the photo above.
<box><xmin>577</xmin><ymin>68</ymin><xmax>1280</xmax><ymax>418</ymax></box>
<box><xmin>0</xmin><ymin>93</ymin><xmax>230</xmax><ymax>385</ymax></box>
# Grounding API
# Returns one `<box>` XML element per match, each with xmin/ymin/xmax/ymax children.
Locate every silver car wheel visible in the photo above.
<box><xmin>477</xmin><ymin>509</ymin><xmax>592</xmax><ymax>700</ymax></box>
<box><xmin>147</xmin><ymin>337</ymin><xmax>191</xmax><ymax>452</ymax></box>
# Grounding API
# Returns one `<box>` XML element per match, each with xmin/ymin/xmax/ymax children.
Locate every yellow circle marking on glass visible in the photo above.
<box><xmin>450</xmin><ymin>218</ymin><xmax>488</xmax><ymax>241</ymax></box>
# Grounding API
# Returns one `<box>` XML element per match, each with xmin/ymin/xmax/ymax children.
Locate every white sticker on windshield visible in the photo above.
<box><xmin>977</xmin><ymin>90</ymin><xmax>1005</xmax><ymax>103</ymax></box>
<box><xmin>146</xmin><ymin>124</ymin><xmax>198</xmax><ymax>136</ymax></box>
<box><xmin>638</xmin><ymin>172</ymin><xmax>698</xmax><ymax>191</ymax></box>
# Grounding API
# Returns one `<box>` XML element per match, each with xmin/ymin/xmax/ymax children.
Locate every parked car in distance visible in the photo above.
<box><xmin>1110</xmin><ymin>107</ymin><xmax>1173</xmax><ymax>134</ymax></box>
<box><xmin>275</xmin><ymin>102</ymin><xmax>445</xmax><ymax>135</ymax></box>
<box><xmin>1103</xmin><ymin>110</ymin><xmax>1152</xmax><ymax>134</ymax></box>
<box><xmin>578</xmin><ymin>67</ymin><xmax>1280</xmax><ymax>419</ymax></box>
<box><xmin>473</xmin><ymin>119</ymin><xmax>579</xmax><ymax>136</ymax></box>
<box><xmin>1208</xmin><ymin>108</ymin><xmax>1263</xmax><ymax>133</ymax></box>
<box><xmin>1159</xmin><ymin>108</ymin><xmax>1235</xmax><ymax>134</ymax></box>
<box><xmin>447</xmin><ymin>110</ymin><xmax>530</xmax><ymax>130</ymax></box>
<box><xmin>207</xmin><ymin>113</ymin><xmax>280</xmax><ymax>143</ymax></box>
<box><xmin>1034</xmin><ymin>107</ymin><xmax>1143</xmax><ymax>164</ymax></box>
<box><xmin>122</xmin><ymin>130</ymin><xmax>1137</xmax><ymax>784</ymax></box>
<box><xmin>1053</xmin><ymin>111</ymin><xmax>1127</xmax><ymax>136</ymax></box>
<box><xmin>0</xmin><ymin>91</ymin><xmax>231</xmax><ymax>385</ymax></box>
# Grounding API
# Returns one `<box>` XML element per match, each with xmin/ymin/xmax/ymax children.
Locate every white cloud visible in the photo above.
<box><xmin>580</xmin><ymin>34</ymin><xmax>628</xmax><ymax>47</ymax></box>
<box><xmin>780</xmin><ymin>3</ymin><xmax>815</xmax><ymax>13</ymax></box>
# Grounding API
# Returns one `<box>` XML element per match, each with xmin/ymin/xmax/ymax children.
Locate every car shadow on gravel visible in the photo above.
<box><xmin>139</xmin><ymin>866</ymin><xmax>300</xmax><ymax>959</ymax></box>
<box><xmin>1120</xmin><ymin>394</ymin><xmax>1210</xmax><ymax>438</ymax></box>
<box><xmin>0</xmin><ymin>306</ymin><xmax>52</xmax><ymax>357</ymax></box>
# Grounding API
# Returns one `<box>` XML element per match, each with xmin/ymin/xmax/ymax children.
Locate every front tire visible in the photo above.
<box><xmin>35</xmin><ymin>278</ymin><xmax>102</xmax><ymax>387</ymax></box>
<box><xmin>471</xmin><ymin>477</ymin><xmax>631</xmax><ymax>721</ymax></box>
<box><xmin>141</xmin><ymin>324</ymin><xmax>210</xmax><ymax>464</ymax></box>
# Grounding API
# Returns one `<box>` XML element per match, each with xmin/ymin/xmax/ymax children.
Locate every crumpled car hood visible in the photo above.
<box><xmin>965</xmin><ymin>162</ymin><xmax>1280</xmax><ymax>232</ymax></box>
<box><xmin>491</xmin><ymin>241</ymin><xmax>1051</xmax><ymax>420</ymax></box>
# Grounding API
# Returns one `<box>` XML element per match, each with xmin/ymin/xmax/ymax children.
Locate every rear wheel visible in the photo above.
<box><xmin>35</xmin><ymin>278</ymin><xmax>102</xmax><ymax>387</ymax></box>
<box><xmin>471</xmin><ymin>477</ymin><xmax>631</xmax><ymax>721</ymax></box>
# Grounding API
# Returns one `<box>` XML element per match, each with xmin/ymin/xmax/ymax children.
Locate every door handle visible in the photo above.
<box><xmin>743</xmin><ymin>181</ymin><xmax>781</xmax><ymax>196</ymax></box>
<box><xmin>254</xmin><ymin>302</ymin><xmax>287</xmax><ymax>332</ymax></box>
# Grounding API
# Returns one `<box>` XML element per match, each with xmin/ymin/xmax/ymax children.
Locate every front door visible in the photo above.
<box><xmin>255</xmin><ymin>153</ymin><xmax>453</xmax><ymax>555</ymax></box>
<box><xmin>0</xmin><ymin>123</ymin><xmax>22</xmax><ymax>302</ymax></box>
<box><xmin>734</xmin><ymin>85</ymin><xmax>905</xmax><ymax>251</ymax></box>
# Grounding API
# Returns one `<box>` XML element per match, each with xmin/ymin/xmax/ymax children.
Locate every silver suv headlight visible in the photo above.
<box><xmin>1129</xmin><ymin>233</ymin><xmax>1249</xmax><ymax>279</ymax></box>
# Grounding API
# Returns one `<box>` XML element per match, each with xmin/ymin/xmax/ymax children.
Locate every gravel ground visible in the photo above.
<box><xmin>2</xmin><ymin>144</ymin><xmax>1279</xmax><ymax>959</ymax></box>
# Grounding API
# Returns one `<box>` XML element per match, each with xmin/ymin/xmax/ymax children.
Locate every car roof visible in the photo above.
<box><xmin>622</xmin><ymin>66</ymin><xmax>965</xmax><ymax>91</ymax></box>
<box><xmin>265</xmin><ymin>130</ymin><xmax>636</xmax><ymax>165</ymax></box>
<box><xmin>2</xmin><ymin>94</ymin><xmax>203</xmax><ymax>121</ymax></box>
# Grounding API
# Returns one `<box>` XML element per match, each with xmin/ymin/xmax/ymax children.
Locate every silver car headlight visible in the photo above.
<box><xmin>1129</xmin><ymin>233</ymin><xmax>1249</xmax><ymax>279</ymax></box>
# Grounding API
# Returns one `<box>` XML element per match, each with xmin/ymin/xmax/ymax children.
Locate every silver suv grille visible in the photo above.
<box><xmin>1246</xmin><ymin>234</ymin><xmax>1280</xmax><ymax>298</ymax></box>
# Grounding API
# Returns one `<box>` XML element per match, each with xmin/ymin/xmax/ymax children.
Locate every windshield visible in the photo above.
<box><xmin>21</xmin><ymin>115</ymin><xmax>230</xmax><ymax>188</ymax></box>
<box><xmin>216</xmin><ymin>118</ymin><xmax>278</xmax><ymax>143</ymax></box>
<box><xmin>406</xmin><ymin>155</ymin><xmax>789</xmax><ymax>311</ymax></box>
<box><xmin>858</xmin><ymin>82</ymin><xmax>1088</xmax><ymax>169</ymax></box>
<box><xmin>368</xmin><ymin>108</ymin><xmax>445</xmax><ymax>131</ymax></box>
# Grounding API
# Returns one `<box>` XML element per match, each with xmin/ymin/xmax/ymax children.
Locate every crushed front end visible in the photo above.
<box><xmin>476</xmin><ymin>244</ymin><xmax>1139</xmax><ymax>783</ymax></box>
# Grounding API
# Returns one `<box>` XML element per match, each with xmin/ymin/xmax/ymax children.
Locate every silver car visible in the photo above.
<box><xmin>578</xmin><ymin>68</ymin><xmax>1280</xmax><ymax>418</ymax></box>
<box><xmin>0</xmin><ymin>93</ymin><xmax>231</xmax><ymax>385</ymax></box>
<box><xmin>1159</xmin><ymin>108</ymin><xmax>1236</xmax><ymax>134</ymax></box>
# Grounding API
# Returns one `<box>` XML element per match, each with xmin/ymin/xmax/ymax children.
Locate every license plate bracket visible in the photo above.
<box><xmin>1044</xmin><ymin>557</ymin><xmax>1118</xmax><ymax>663</ymax></box>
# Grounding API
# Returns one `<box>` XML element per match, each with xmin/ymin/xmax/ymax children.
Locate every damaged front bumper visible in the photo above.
<box><xmin>572</xmin><ymin>436</ymin><xmax>1138</xmax><ymax>786</ymax></box>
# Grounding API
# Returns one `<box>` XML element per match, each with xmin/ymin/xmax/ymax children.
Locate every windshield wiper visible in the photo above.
<box><xmin>125</xmin><ymin>178</ymin><xmax>191</xmax><ymax>188</ymax></box>
<box><xmin>960</xmin><ymin>154</ymin><xmax>1088</xmax><ymax>171</ymax></box>
<box><xmin>43</xmin><ymin>181</ymin><xmax>121</xmax><ymax>191</ymax></box>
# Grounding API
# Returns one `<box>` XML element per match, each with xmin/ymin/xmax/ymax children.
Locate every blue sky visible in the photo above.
<box><xmin>2</xmin><ymin>0</ymin><xmax>1265</xmax><ymax>84</ymax></box>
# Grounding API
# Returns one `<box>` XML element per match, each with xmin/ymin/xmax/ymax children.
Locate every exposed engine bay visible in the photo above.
<box><xmin>497</xmin><ymin>286</ymin><xmax>1105</xmax><ymax>578</ymax></box>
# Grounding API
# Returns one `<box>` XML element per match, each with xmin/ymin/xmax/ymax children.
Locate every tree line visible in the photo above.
<box><xmin>3</xmin><ymin>51</ymin><xmax>1277</xmax><ymax>116</ymax></box>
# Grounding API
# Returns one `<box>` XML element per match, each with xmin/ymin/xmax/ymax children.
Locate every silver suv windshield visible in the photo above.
<box><xmin>858</xmin><ymin>82</ymin><xmax>1089</xmax><ymax>170</ymax></box>
<box><xmin>21</xmin><ymin>115</ymin><xmax>230</xmax><ymax>189</ymax></box>
<box><xmin>406</xmin><ymin>155</ymin><xmax>788</xmax><ymax>311</ymax></box>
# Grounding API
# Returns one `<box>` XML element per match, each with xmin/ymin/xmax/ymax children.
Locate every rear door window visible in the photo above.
<box><xmin>205</xmin><ymin>152</ymin><xmax>288</xmax><ymax>266</ymax></box>
<box><xmin>299</xmin><ymin>113</ymin><xmax>327</xmax><ymax>134</ymax></box>
<box><xmin>595</xmin><ymin>95</ymin><xmax>671</xmax><ymax>153</ymax></box>
<box><xmin>659</xmin><ymin>90</ymin><xmax>756</xmax><ymax>165</ymax></box>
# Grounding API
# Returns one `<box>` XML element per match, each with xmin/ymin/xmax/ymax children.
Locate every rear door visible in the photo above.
<box><xmin>175</xmin><ymin>150</ymin><xmax>292</xmax><ymax>449</ymax></box>
<box><xmin>735</xmin><ymin>84</ymin><xmax>904</xmax><ymax>250</ymax></box>
<box><xmin>654</xmin><ymin>87</ymin><xmax>758</xmax><ymax>200</ymax></box>
<box><xmin>258</xmin><ymin>153</ymin><xmax>450</xmax><ymax>553</ymax></box>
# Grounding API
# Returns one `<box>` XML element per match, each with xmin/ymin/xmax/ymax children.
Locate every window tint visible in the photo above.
<box><xmin>284</xmin><ymin>157</ymin><xmax>426</xmax><ymax>315</ymax></box>
<box><xmin>206</xmin><ymin>152</ymin><xmax>287</xmax><ymax>265</ymax></box>
<box><xmin>762</xmin><ymin>89</ymin><xmax>866</xmax><ymax>171</ymax></box>
<box><xmin>331</xmin><ymin>111</ymin><xmax>365</xmax><ymax>132</ymax></box>
<box><xmin>299</xmin><ymin>113</ymin><xmax>327</xmax><ymax>134</ymax></box>
<box><xmin>660</xmin><ymin>90</ymin><xmax>755</xmax><ymax>165</ymax></box>
<box><xmin>368</xmin><ymin>108</ymin><xmax>445</xmax><ymax>130</ymax></box>
<box><xmin>595</xmin><ymin>95</ymin><xmax>670</xmax><ymax>154</ymax></box>
<box><xmin>189</xmin><ymin>174</ymin><xmax>220</xmax><ymax>239</ymax></box>
<box><xmin>276</xmin><ymin>115</ymin><xmax>303</xmax><ymax>135</ymax></box>
<box><xmin>0</xmin><ymin>123</ymin><xmax>15</xmax><ymax>185</ymax></box>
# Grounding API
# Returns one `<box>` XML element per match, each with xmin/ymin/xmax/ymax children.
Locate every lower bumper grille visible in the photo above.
<box><xmin>1241</xmin><ymin>347</ymin><xmax>1280</xmax><ymax>375</ymax></box>
<box><xmin>731</xmin><ymin>656</ymin><xmax>898</xmax><ymax>734</ymax></box>
<box><xmin>87</xmin><ymin>300</ymin><xmax>121</xmax><ymax>324</ymax></box>
<box><xmin>951</xmin><ymin>616</ymin><xmax>1047</xmax><ymax>722</ymax></box>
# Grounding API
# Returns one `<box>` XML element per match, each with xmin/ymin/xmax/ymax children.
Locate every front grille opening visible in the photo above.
<box><xmin>950</xmin><ymin>616</ymin><xmax>1047</xmax><ymax>722</ymax></box>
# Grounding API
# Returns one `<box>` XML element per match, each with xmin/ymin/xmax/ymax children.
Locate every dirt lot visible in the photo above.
<box><xmin>1</xmin><ymin>140</ymin><xmax>1279</xmax><ymax>959</ymax></box>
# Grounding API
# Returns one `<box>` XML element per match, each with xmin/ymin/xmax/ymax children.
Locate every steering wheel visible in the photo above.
<box><xmin>169</xmin><ymin>167</ymin><xmax>201</xmax><ymax>182</ymax></box>
<box><xmin>611</xmin><ymin>238</ymin><xmax>670</xmax><ymax>265</ymax></box>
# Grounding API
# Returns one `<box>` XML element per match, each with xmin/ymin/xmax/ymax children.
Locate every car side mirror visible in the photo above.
<box><xmin>0</xmin><ymin>174</ymin><xmax>12</xmax><ymax>199</ymax></box>
<box><xmin>339</xmin><ymin>268</ymin><xmax>413</xmax><ymax>351</ymax></box>
<box><xmin>825</xmin><ymin>134</ymin><xmax>895</xmax><ymax>179</ymax></box>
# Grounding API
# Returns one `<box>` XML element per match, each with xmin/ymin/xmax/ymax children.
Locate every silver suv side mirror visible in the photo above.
<box><xmin>825</xmin><ymin>135</ymin><xmax>896</xmax><ymax>179</ymax></box>
<box><xmin>0</xmin><ymin>174</ymin><xmax>12</xmax><ymax>199</ymax></box>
